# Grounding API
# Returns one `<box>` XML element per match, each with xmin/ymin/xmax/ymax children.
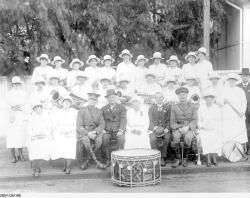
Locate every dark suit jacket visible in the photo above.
<box><xmin>76</xmin><ymin>106</ymin><xmax>105</xmax><ymax>138</ymax></box>
<box><xmin>238</xmin><ymin>82</ymin><xmax>250</xmax><ymax>117</ymax></box>
<box><xmin>148</xmin><ymin>104</ymin><xmax>171</xmax><ymax>131</ymax></box>
<box><xmin>101</xmin><ymin>103</ymin><xmax>127</xmax><ymax>133</ymax></box>
<box><xmin>170</xmin><ymin>102</ymin><xmax>198</xmax><ymax>131</ymax></box>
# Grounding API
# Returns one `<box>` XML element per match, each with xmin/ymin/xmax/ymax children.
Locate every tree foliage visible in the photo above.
<box><xmin>0</xmin><ymin>0</ymin><xmax>227</xmax><ymax>75</ymax></box>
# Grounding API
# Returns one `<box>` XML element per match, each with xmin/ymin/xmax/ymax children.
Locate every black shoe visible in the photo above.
<box><xmin>80</xmin><ymin>161</ymin><xmax>89</xmax><ymax>170</ymax></box>
<box><xmin>62</xmin><ymin>167</ymin><xmax>66</xmax><ymax>172</ymax></box>
<box><xmin>18</xmin><ymin>154</ymin><xmax>25</xmax><ymax>161</ymax></box>
<box><xmin>161</xmin><ymin>159</ymin><xmax>166</xmax><ymax>167</ymax></box>
<box><xmin>11</xmin><ymin>157</ymin><xmax>17</xmax><ymax>163</ymax></box>
<box><xmin>172</xmin><ymin>159</ymin><xmax>181</xmax><ymax>168</ymax></box>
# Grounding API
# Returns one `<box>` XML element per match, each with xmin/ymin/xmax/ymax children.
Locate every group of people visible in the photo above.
<box><xmin>4</xmin><ymin>47</ymin><xmax>250</xmax><ymax>177</ymax></box>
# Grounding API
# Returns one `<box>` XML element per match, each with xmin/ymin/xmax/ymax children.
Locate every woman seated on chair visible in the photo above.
<box><xmin>198</xmin><ymin>89</ymin><xmax>223</xmax><ymax>167</ymax></box>
<box><xmin>124</xmin><ymin>96</ymin><xmax>151</xmax><ymax>149</ymax></box>
<box><xmin>51</xmin><ymin>95</ymin><xmax>78</xmax><ymax>174</ymax></box>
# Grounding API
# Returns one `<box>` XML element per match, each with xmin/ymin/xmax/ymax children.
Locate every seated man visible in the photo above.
<box><xmin>148</xmin><ymin>92</ymin><xmax>171</xmax><ymax>167</ymax></box>
<box><xmin>170</xmin><ymin>87</ymin><xmax>198</xmax><ymax>168</ymax></box>
<box><xmin>102</xmin><ymin>89</ymin><xmax>127</xmax><ymax>167</ymax></box>
<box><xmin>76</xmin><ymin>92</ymin><xmax>106</xmax><ymax>170</ymax></box>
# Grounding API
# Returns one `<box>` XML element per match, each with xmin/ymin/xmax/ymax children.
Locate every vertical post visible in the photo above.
<box><xmin>203</xmin><ymin>0</ymin><xmax>210</xmax><ymax>55</ymax></box>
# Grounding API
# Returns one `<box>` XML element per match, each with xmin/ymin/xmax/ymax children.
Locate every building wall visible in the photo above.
<box><xmin>243</xmin><ymin>6</ymin><xmax>250</xmax><ymax>68</ymax></box>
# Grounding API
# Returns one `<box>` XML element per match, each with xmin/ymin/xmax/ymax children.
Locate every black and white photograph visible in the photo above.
<box><xmin>0</xmin><ymin>0</ymin><xmax>250</xmax><ymax>197</ymax></box>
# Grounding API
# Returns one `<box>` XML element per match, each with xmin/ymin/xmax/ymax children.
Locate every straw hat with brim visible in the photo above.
<box><xmin>208</xmin><ymin>72</ymin><xmax>221</xmax><ymax>80</ymax></box>
<box><xmin>11</xmin><ymin>76</ymin><xmax>22</xmax><ymax>84</ymax></box>
<box><xmin>135</xmin><ymin>55</ymin><xmax>149</xmax><ymax>65</ymax></box>
<box><xmin>76</xmin><ymin>71</ymin><xmax>89</xmax><ymax>79</ymax></box>
<box><xmin>167</xmin><ymin>55</ymin><xmax>180</xmax><ymax>64</ymax></box>
<box><xmin>196</xmin><ymin>47</ymin><xmax>208</xmax><ymax>56</ymax></box>
<box><xmin>105</xmin><ymin>89</ymin><xmax>117</xmax><ymax>98</ymax></box>
<box><xmin>36</xmin><ymin>54</ymin><xmax>51</xmax><ymax>63</ymax></box>
<box><xmin>119</xmin><ymin>49</ymin><xmax>133</xmax><ymax>58</ymax></box>
<box><xmin>32</xmin><ymin>100</ymin><xmax>43</xmax><ymax>109</ymax></box>
<box><xmin>101</xmin><ymin>55</ymin><xmax>115</xmax><ymax>64</ymax></box>
<box><xmin>100</xmin><ymin>77</ymin><xmax>111</xmax><ymax>82</ymax></box>
<box><xmin>185</xmin><ymin>75</ymin><xmax>197</xmax><ymax>81</ymax></box>
<box><xmin>226</xmin><ymin>73</ymin><xmax>241</xmax><ymax>81</ymax></box>
<box><xmin>34</xmin><ymin>77</ymin><xmax>46</xmax><ymax>85</ymax></box>
<box><xmin>69</xmin><ymin>58</ymin><xmax>84</xmax><ymax>69</ymax></box>
<box><xmin>239</xmin><ymin>68</ymin><xmax>250</xmax><ymax>76</ymax></box>
<box><xmin>150</xmin><ymin>52</ymin><xmax>164</xmax><ymax>60</ymax></box>
<box><xmin>165</xmin><ymin>77</ymin><xmax>176</xmax><ymax>84</ymax></box>
<box><xmin>52</xmin><ymin>56</ymin><xmax>65</xmax><ymax>65</ymax></box>
<box><xmin>86</xmin><ymin>55</ymin><xmax>101</xmax><ymax>65</ymax></box>
<box><xmin>155</xmin><ymin>128</ymin><xmax>165</xmax><ymax>138</ymax></box>
<box><xmin>185</xmin><ymin>52</ymin><xmax>197</xmax><ymax>61</ymax></box>
<box><xmin>175</xmin><ymin>87</ymin><xmax>189</xmax><ymax>95</ymax></box>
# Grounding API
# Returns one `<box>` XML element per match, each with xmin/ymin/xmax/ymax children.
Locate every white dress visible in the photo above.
<box><xmin>5</xmin><ymin>89</ymin><xmax>28</xmax><ymax>148</ymax></box>
<box><xmin>54</xmin><ymin>68</ymin><xmax>68</xmax><ymax>83</ymax></box>
<box><xmin>124</xmin><ymin>107</ymin><xmax>151</xmax><ymax>149</ymax></box>
<box><xmin>198</xmin><ymin>104</ymin><xmax>223</xmax><ymax>155</ymax></box>
<box><xmin>195</xmin><ymin>59</ymin><xmax>213</xmax><ymax>90</ymax></box>
<box><xmin>148</xmin><ymin>63</ymin><xmax>167</xmax><ymax>86</ymax></box>
<box><xmin>51</xmin><ymin>108</ymin><xmax>77</xmax><ymax>160</ymax></box>
<box><xmin>27</xmin><ymin>111</ymin><xmax>53</xmax><ymax>161</ymax></box>
<box><xmin>99</xmin><ymin>66</ymin><xmax>116</xmax><ymax>82</ymax></box>
<box><xmin>182</xmin><ymin>63</ymin><xmax>197</xmax><ymax>79</ymax></box>
<box><xmin>85</xmin><ymin>66</ymin><xmax>101</xmax><ymax>86</ymax></box>
<box><xmin>165</xmin><ymin>67</ymin><xmax>182</xmax><ymax>83</ymax></box>
<box><xmin>162</xmin><ymin>87</ymin><xmax>179</xmax><ymax>104</ymax></box>
<box><xmin>116</xmin><ymin>62</ymin><xmax>137</xmax><ymax>86</ymax></box>
<box><xmin>67</xmin><ymin>70</ymin><xmax>80</xmax><ymax>89</ymax></box>
<box><xmin>221</xmin><ymin>86</ymin><xmax>248</xmax><ymax>144</ymax></box>
<box><xmin>134</xmin><ymin>67</ymin><xmax>148</xmax><ymax>93</ymax></box>
<box><xmin>31</xmin><ymin>65</ymin><xmax>54</xmax><ymax>83</ymax></box>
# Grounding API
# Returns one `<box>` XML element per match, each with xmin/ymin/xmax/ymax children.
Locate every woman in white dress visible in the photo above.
<box><xmin>165</xmin><ymin>55</ymin><xmax>183</xmax><ymax>84</ymax></box>
<box><xmin>221</xmin><ymin>73</ymin><xmax>248</xmax><ymax>146</ymax></box>
<box><xmin>100</xmin><ymin>55</ymin><xmax>116</xmax><ymax>83</ymax></box>
<box><xmin>67</xmin><ymin>58</ymin><xmax>84</xmax><ymax>89</ymax></box>
<box><xmin>182</xmin><ymin>51</ymin><xmax>197</xmax><ymax>80</ymax></box>
<box><xmin>51</xmin><ymin>56</ymin><xmax>68</xmax><ymax>87</ymax></box>
<box><xmin>51</xmin><ymin>96</ymin><xmax>77</xmax><ymax>174</ymax></box>
<box><xmin>124</xmin><ymin>97</ymin><xmax>151</xmax><ymax>149</ymax></box>
<box><xmin>31</xmin><ymin>54</ymin><xmax>53</xmax><ymax>83</ymax></box>
<box><xmin>134</xmin><ymin>55</ymin><xmax>148</xmax><ymax>93</ymax></box>
<box><xmin>6</xmin><ymin>76</ymin><xmax>28</xmax><ymax>163</ymax></box>
<box><xmin>162</xmin><ymin>77</ymin><xmax>179</xmax><ymax>105</ymax></box>
<box><xmin>198</xmin><ymin>89</ymin><xmax>223</xmax><ymax>167</ymax></box>
<box><xmin>85</xmin><ymin>55</ymin><xmax>101</xmax><ymax>89</ymax></box>
<box><xmin>27</xmin><ymin>100</ymin><xmax>53</xmax><ymax>177</ymax></box>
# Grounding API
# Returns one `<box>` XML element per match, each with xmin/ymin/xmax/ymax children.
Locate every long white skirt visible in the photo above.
<box><xmin>124</xmin><ymin>131</ymin><xmax>151</xmax><ymax>149</ymax></box>
<box><xmin>28</xmin><ymin>138</ymin><xmax>51</xmax><ymax>161</ymax></box>
<box><xmin>50</xmin><ymin>138</ymin><xmax>76</xmax><ymax>160</ymax></box>
<box><xmin>6</xmin><ymin>112</ymin><xmax>28</xmax><ymax>148</ymax></box>
<box><xmin>199</xmin><ymin>130</ymin><xmax>222</xmax><ymax>155</ymax></box>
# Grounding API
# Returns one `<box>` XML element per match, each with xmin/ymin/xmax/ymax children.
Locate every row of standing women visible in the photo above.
<box><xmin>4</xmin><ymin>47</ymin><xmax>249</xmax><ymax>176</ymax></box>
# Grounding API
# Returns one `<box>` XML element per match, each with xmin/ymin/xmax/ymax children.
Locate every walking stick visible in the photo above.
<box><xmin>196</xmin><ymin>135</ymin><xmax>201</xmax><ymax>165</ymax></box>
<box><xmin>180</xmin><ymin>141</ymin><xmax>184</xmax><ymax>166</ymax></box>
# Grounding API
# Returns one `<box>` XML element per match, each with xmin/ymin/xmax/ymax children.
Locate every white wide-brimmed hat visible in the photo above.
<box><xmin>86</xmin><ymin>55</ymin><xmax>100</xmax><ymax>65</ymax></box>
<box><xmin>101</xmin><ymin>55</ymin><xmax>115</xmax><ymax>64</ymax></box>
<box><xmin>69</xmin><ymin>58</ymin><xmax>84</xmax><ymax>68</ymax></box>
<box><xmin>165</xmin><ymin>76</ymin><xmax>176</xmax><ymax>83</ymax></box>
<box><xmin>196</xmin><ymin>47</ymin><xmax>208</xmax><ymax>56</ymax></box>
<box><xmin>185</xmin><ymin>52</ymin><xmax>197</xmax><ymax>61</ymax></box>
<box><xmin>119</xmin><ymin>49</ymin><xmax>133</xmax><ymax>58</ymax></box>
<box><xmin>145</xmin><ymin>71</ymin><xmax>156</xmax><ymax>78</ymax></box>
<box><xmin>167</xmin><ymin>55</ymin><xmax>180</xmax><ymax>64</ymax></box>
<box><xmin>117</xmin><ymin>77</ymin><xmax>130</xmax><ymax>83</ymax></box>
<box><xmin>76</xmin><ymin>71</ymin><xmax>89</xmax><ymax>79</ymax></box>
<box><xmin>31</xmin><ymin>99</ymin><xmax>43</xmax><ymax>109</ymax></box>
<box><xmin>11</xmin><ymin>76</ymin><xmax>22</xmax><ymax>84</ymax></box>
<box><xmin>34</xmin><ymin>76</ymin><xmax>46</xmax><ymax>84</ymax></box>
<box><xmin>203</xmin><ymin>89</ymin><xmax>216</xmax><ymax>98</ymax></box>
<box><xmin>134</xmin><ymin>55</ymin><xmax>148</xmax><ymax>65</ymax></box>
<box><xmin>52</xmin><ymin>56</ymin><xmax>65</xmax><ymax>65</ymax></box>
<box><xmin>226</xmin><ymin>73</ymin><xmax>241</xmax><ymax>81</ymax></box>
<box><xmin>208</xmin><ymin>72</ymin><xmax>221</xmax><ymax>80</ymax></box>
<box><xmin>150</xmin><ymin>52</ymin><xmax>164</xmax><ymax>60</ymax></box>
<box><xmin>185</xmin><ymin>74</ymin><xmax>197</xmax><ymax>81</ymax></box>
<box><xmin>36</xmin><ymin>54</ymin><xmax>51</xmax><ymax>63</ymax></box>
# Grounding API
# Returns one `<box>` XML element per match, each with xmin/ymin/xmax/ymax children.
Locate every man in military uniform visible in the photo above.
<box><xmin>238</xmin><ymin>68</ymin><xmax>250</xmax><ymax>155</ymax></box>
<box><xmin>170</xmin><ymin>87</ymin><xmax>198</xmax><ymax>168</ymax></box>
<box><xmin>148</xmin><ymin>92</ymin><xmax>171</xmax><ymax>167</ymax></box>
<box><xmin>76</xmin><ymin>92</ymin><xmax>106</xmax><ymax>170</ymax></box>
<box><xmin>101</xmin><ymin>89</ymin><xmax>127</xmax><ymax>167</ymax></box>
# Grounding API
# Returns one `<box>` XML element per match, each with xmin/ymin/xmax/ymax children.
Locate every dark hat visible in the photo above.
<box><xmin>175</xmin><ymin>87</ymin><xmax>189</xmax><ymax>95</ymax></box>
<box><xmin>105</xmin><ymin>89</ymin><xmax>117</xmax><ymax>98</ymax></box>
<box><xmin>239</xmin><ymin>68</ymin><xmax>250</xmax><ymax>76</ymax></box>
<box><xmin>155</xmin><ymin>127</ymin><xmax>165</xmax><ymax>138</ymax></box>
